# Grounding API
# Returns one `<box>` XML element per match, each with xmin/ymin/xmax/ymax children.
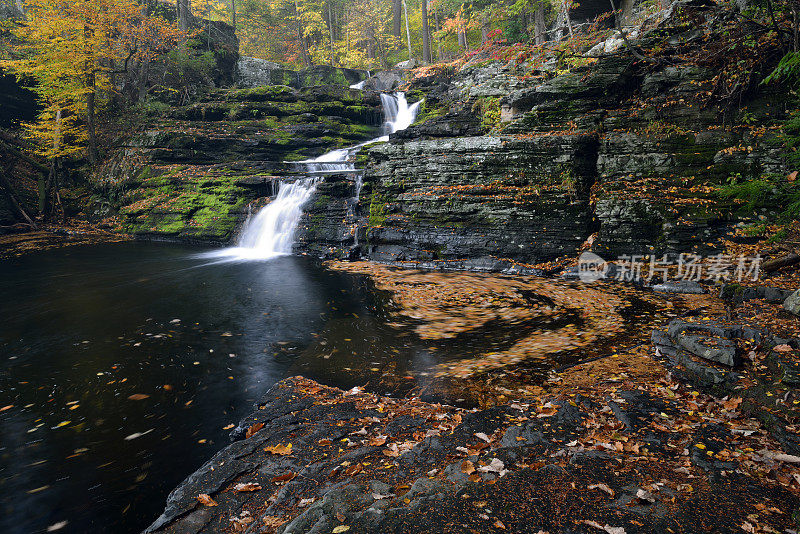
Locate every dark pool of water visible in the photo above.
<box><xmin>0</xmin><ymin>242</ymin><xmax>440</xmax><ymax>534</ymax></box>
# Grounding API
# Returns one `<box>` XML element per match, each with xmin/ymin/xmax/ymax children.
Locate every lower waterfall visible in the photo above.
<box><xmin>210</xmin><ymin>91</ymin><xmax>420</xmax><ymax>261</ymax></box>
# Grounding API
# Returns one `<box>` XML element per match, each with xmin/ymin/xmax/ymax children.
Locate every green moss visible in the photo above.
<box><xmin>224</xmin><ymin>85</ymin><xmax>297</xmax><ymax>103</ymax></box>
<box><xmin>473</xmin><ymin>97</ymin><xmax>501</xmax><ymax>132</ymax></box>
<box><xmin>368</xmin><ymin>192</ymin><xmax>387</xmax><ymax>227</ymax></box>
<box><xmin>415</xmin><ymin>100</ymin><xmax>447</xmax><ymax>125</ymax></box>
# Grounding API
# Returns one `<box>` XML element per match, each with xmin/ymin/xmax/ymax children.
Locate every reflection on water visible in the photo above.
<box><xmin>0</xmin><ymin>242</ymin><xmax>439</xmax><ymax>534</ymax></box>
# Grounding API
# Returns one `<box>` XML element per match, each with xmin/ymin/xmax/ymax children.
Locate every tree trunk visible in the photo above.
<box><xmin>177</xmin><ymin>0</ymin><xmax>191</xmax><ymax>30</ymax></box>
<box><xmin>295</xmin><ymin>0</ymin><xmax>313</xmax><ymax>67</ymax></box>
<box><xmin>421</xmin><ymin>0</ymin><xmax>431</xmax><ymax>62</ymax></box>
<box><xmin>434</xmin><ymin>9</ymin><xmax>443</xmax><ymax>60</ymax></box>
<box><xmin>563</xmin><ymin>1</ymin><xmax>574</xmax><ymax>39</ymax></box>
<box><xmin>84</xmin><ymin>26</ymin><xmax>99</xmax><ymax>166</ymax></box>
<box><xmin>534</xmin><ymin>1</ymin><xmax>546</xmax><ymax>45</ymax></box>
<box><xmin>327</xmin><ymin>2</ymin><xmax>335</xmax><ymax>65</ymax></box>
<box><xmin>0</xmin><ymin>163</ymin><xmax>36</xmax><ymax>227</ymax></box>
<box><xmin>402</xmin><ymin>0</ymin><xmax>412</xmax><ymax>59</ymax></box>
<box><xmin>39</xmin><ymin>167</ymin><xmax>48</xmax><ymax>217</ymax></box>
<box><xmin>481</xmin><ymin>24</ymin><xmax>488</xmax><ymax>44</ymax></box>
<box><xmin>620</xmin><ymin>0</ymin><xmax>633</xmax><ymax>26</ymax></box>
<box><xmin>458</xmin><ymin>28</ymin><xmax>467</xmax><ymax>50</ymax></box>
<box><xmin>392</xmin><ymin>0</ymin><xmax>402</xmax><ymax>39</ymax></box>
<box><xmin>792</xmin><ymin>0</ymin><xmax>799</xmax><ymax>53</ymax></box>
<box><xmin>231</xmin><ymin>0</ymin><xmax>236</xmax><ymax>29</ymax></box>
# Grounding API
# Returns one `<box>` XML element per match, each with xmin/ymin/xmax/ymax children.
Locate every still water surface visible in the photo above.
<box><xmin>0</xmin><ymin>242</ymin><xmax>437</xmax><ymax>534</ymax></box>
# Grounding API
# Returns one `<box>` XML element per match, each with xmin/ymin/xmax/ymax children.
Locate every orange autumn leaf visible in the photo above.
<box><xmin>264</xmin><ymin>443</ymin><xmax>293</xmax><ymax>455</ymax></box>
<box><xmin>245</xmin><ymin>422</ymin><xmax>265</xmax><ymax>439</ymax></box>
<box><xmin>196</xmin><ymin>493</ymin><xmax>218</xmax><ymax>506</ymax></box>
<box><xmin>369</xmin><ymin>436</ymin><xmax>387</xmax><ymax>446</ymax></box>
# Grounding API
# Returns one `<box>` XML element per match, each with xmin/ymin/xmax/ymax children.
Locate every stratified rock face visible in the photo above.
<box><xmin>295</xmin><ymin>5</ymin><xmax>788</xmax><ymax>266</ymax></box>
<box><xmin>98</xmin><ymin>85</ymin><xmax>382</xmax><ymax>243</ymax></box>
<box><xmin>361</xmin><ymin>134</ymin><xmax>598</xmax><ymax>265</ymax></box>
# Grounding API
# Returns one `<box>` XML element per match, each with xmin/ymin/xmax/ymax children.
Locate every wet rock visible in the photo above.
<box><xmin>363</xmin><ymin>71</ymin><xmax>404</xmax><ymax>91</ymax></box>
<box><xmin>652</xmin><ymin>320</ymin><xmax>742</xmax><ymax>392</ymax></box>
<box><xmin>720</xmin><ymin>284</ymin><xmax>795</xmax><ymax>305</ymax></box>
<box><xmin>148</xmin><ymin>377</ymin><xmax>800</xmax><ymax>534</ymax></box>
<box><xmin>395</xmin><ymin>59</ymin><xmax>419</xmax><ymax>69</ymax></box>
<box><xmin>652</xmin><ymin>280</ymin><xmax>705</xmax><ymax>294</ymax></box>
<box><xmin>784</xmin><ymin>287</ymin><xmax>800</xmax><ymax>316</ymax></box>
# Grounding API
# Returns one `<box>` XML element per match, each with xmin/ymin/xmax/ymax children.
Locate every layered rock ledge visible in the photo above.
<box><xmin>147</xmin><ymin>370</ymin><xmax>800</xmax><ymax>534</ymax></box>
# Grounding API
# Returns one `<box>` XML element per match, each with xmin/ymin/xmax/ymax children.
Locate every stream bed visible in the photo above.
<box><xmin>0</xmin><ymin>242</ymin><xmax>442</xmax><ymax>534</ymax></box>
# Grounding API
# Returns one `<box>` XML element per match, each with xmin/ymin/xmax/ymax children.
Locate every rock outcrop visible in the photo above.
<box><xmin>98</xmin><ymin>85</ymin><xmax>383</xmax><ymax>242</ymax></box>
<box><xmin>147</xmin><ymin>376</ymin><xmax>800</xmax><ymax>534</ymax></box>
<box><xmin>294</xmin><ymin>3</ymin><xmax>789</xmax><ymax>267</ymax></box>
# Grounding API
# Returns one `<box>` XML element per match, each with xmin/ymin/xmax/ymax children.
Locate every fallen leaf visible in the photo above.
<box><xmin>372</xmin><ymin>493</ymin><xmax>396</xmax><ymax>500</ymax></box>
<box><xmin>461</xmin><ymin>460</ymin><xmax>475</xmax><ymax>474</ymax></box>
<box><xmin>196</xmin><ymin>494</ymin><xmax>218</xmax><ymax>506</ymax></box>
<box><xmin>332</xmin><ymin>526</ymin><xmax>350</xmax><ymax>533</ymax></box>
<box><xmin>263</xmin><ymin>516</ymin><xmax>285</xmax><ymax>528</ymax></box>
<box><xmin>264</xmin><ymin>443</ymin><xmax>292</xmax><ymax>455</ymax></box>
<box><xmin>0</xmin><ymin>405</ymin><xmax>13</xmax><ymax>412</ymax></box>
<box><xmin>127</xmin><ymin>394</ymin><xmax>149</xmax><ymax>401</ymax></box>
<box><xmin>369</xmin><ymin>436</ymin><xmax>387</xmax><ymax>446</ymax></box>
<box><xmin>774</xmin><ymin>344</ymin><xmax>794</xmax><ymax>353</ymax></box>
<box><xmin>344</xmin><ymin>463</ymin><xmax>362</xmax><ymax>476</ymax></box>
<box><xmin>583</xmin><ymin>521</ymin><xmax>626</xmax><ymax>534</ymax></box>
<box><xmin>46</xmin><ymin>521</ymin><xmax>68</xmax><ymax>532</ymax></box>
<box><xmin>769</xmin><ymin>453</ymin><xmax>800</xmax><ymax>463</ymax></box>
<box><xmin>588</xmin><ymin>483</ymin><xmax>614</xmax><ymax>497</ymax></box>
<box><xmin>474</xmin><ymin>432</ymin><xmax>491</xmax><ymax>442</ymax></box>
<box><xmin>318</xmin><ymin>438</ymin><xmax>333</xmax><ymax>446</ymax></box>
<box><xmin>271</xmin><ymin>471</ymin><xmax>296</xmax><ymax>483</ymax></box>
<box><xmin>233</xmin><ymin>482</ymin><xmax>262</xmax><ymax>492</ymax></box>
<box><xmin>245</xmin><ymin>422</ymin><xmax>264</xmax><ymax>439</ymax></box>
<box><xmin>298</xmin><ymin>498</ymin><xmax>316</xmax><ymax>507</ymax></box>
<box><xmin>477</xmin><ymin>458</ymin><xmax>506</xmax><ymax>475</ymax></box>
<box><xmin>494</xmin><ymin>520</ymin><xmax>507</xmax><ymax>529</ymax></box>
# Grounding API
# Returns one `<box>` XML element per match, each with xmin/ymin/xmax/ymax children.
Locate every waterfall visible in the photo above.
<box><xmin>349</xmin><ymin>71</ymin><xmax>371</xmax><ymax>90</ymax></box>
<box><xmin>210</xmin><ymin>92</ymin><xmax>420</xmax><ymax>261</ymax></box>
<box><xmin>380</xmin><ymin>92</ymin><xmax>421</xmax><ymax>137</ymax></box>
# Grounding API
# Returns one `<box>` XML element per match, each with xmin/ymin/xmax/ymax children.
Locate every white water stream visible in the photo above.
<box><xmin>206</xmin><ymin>91</ymin><xmax>421</xmax><ymax>261</ymax></box>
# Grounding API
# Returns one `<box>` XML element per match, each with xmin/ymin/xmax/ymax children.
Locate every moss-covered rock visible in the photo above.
<box><xmin>98</xmin><ymin>81</ymin><xmax>383</xmax><ymax>244</ymax></box>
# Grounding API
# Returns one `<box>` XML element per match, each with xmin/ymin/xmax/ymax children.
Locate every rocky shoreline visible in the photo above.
<box><xmin>146</xmin><ymin>266</ymin><xmax>800</xmax><ymax>534</ymax></box>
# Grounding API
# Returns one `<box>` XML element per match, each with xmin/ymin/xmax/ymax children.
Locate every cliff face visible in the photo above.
<box><xmin>100</xmin><ymin>3</ymin><xmax>792</xmax><ymax>267</ymax></box>
<box><xmin>98</xmin><ymin>76</ymin><xmax>381</xmax><ymax>243</ymax></box>
<box><xmin>295</xmin><ymin>4</ymin><xmax>790</xmax><ymax>268</ymax></box>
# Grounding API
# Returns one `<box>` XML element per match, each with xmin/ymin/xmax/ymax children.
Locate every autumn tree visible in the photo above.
<box><xmin>2</xmin><ymin>0</ymin><xmax>181</xmax><ymax>215</ymax></box>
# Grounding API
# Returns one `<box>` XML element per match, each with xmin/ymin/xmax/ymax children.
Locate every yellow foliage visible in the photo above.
<box><xmin>1</xmin><ymin>0</ymin><xmax>182</xmax><ymax>160</ymax></box>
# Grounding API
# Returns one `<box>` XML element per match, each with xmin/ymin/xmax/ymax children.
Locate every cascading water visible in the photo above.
<box><xmin>208</xmin><ymin>92</ymin><xmax>420</xmax><ymax>261</ymax></box>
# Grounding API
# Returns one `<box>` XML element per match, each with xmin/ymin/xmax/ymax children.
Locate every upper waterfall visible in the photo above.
<box><xmin>206</xmin><ymin>91</ymin><xmax>420</xmax><ymax>261</ymax></box>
